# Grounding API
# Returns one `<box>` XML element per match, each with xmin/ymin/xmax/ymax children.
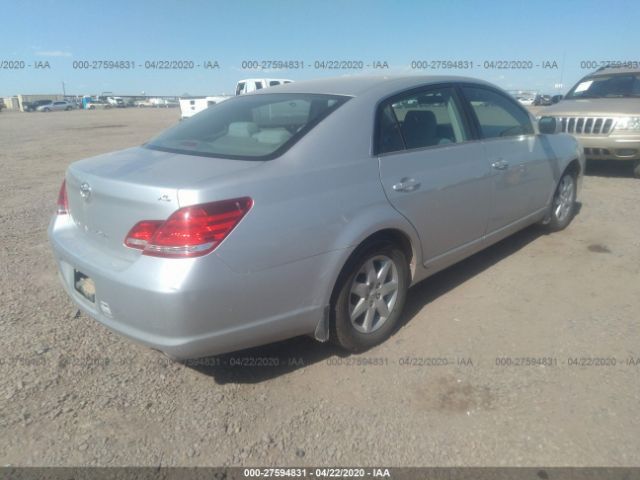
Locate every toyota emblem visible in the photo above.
<box><xmin>79</xmin><ymin>182</ymin><xmax>92</xmax><ymax>200</ymax></box>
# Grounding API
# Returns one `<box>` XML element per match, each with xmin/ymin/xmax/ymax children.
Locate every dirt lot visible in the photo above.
<box><xmin>1</xmin><ymin>108</ymin><xmax>639</xmax><ymax>467</ymax></box>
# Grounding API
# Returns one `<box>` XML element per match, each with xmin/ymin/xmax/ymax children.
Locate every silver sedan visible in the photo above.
<box><xmin>49</xmin><ymin>76</ymin><xmax>584</xmax><ymax>359</ymax></box>
<box><xmin>37</xmin><ymin>100</ymin><xmax>74</xmax><ymax>112</ymax></box>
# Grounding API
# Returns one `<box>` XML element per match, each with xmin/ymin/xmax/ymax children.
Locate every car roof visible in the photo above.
<box><xmin>254</xmin><ymin>75</ymin><xmax>495</xmax><ymax>97</ymax></box>
<box><xmin>588</xmin><ymin>66</ymin><xmax>640</xmax><ymax>77</ymax></box>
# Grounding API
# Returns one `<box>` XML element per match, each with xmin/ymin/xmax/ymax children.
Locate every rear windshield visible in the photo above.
<box><xmin>145</xmin><ymin>93</ymin><xmax>348</xmax><ymax>160</ymax></box>
<box><xmin>565</xmin><ymin>73</ymin><xmax>640</xmax><ymax>99</ymax></box>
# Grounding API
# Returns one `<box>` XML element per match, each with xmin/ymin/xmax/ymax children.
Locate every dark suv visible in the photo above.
<box><xmin>23</xmin><ymin>99</ymin><xmax>53</xmax><ymax>112</ymax></box>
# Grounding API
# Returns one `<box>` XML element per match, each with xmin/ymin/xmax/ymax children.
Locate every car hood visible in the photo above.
<box><xmin>540</xmin><ymin>98</ymin><xmax>640</xmax><ymax>116</ymax></box>
<box><xmin>70</xmin><ymin>146</ymin><xmax>264</xmax><ymax>190</ymax></box>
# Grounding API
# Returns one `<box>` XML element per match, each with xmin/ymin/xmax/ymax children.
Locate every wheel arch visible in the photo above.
<box><xmin>313</xmin><ymin>225</ymin><xmax>419</xmax><ymax>343</ymax></box>
<box><xmin>311</xmin><ymin>206</ymin><xmax>422</xmax><ymax>343</ymax></box>
<box><xmin>545</xmin><ymin>156</ymin><xmax>582</xmax><ymax>209</ymax></box>
<box><xmin>328</xmin><ymin>223</ymin><xmax>420</xmax><ymax>308</ymax></box>
<box><xmin>565</xmin><ymin>158</ymin><xmax>581</xmax><ymax>177</ymax></box>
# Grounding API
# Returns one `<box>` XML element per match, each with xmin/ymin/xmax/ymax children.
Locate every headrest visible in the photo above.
<box><xmin>228</xmin><ymin>122</ymin><xmax>259</xmax><ymax>137</ymax></box>
<box><xmin>252</xmin><ymin>128</ymin><xmax>292</xmax><ymax>145</ymax></box>
<box><xmin>403</xmin><ymin>110</ymin><xmax>437</xmax><ymax>127</ymax></box>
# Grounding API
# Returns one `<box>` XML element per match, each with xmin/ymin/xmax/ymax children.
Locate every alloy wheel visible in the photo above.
<box><xmin>348</xmin><ymin>255</ymin><xmax>399</xmax><ymax>333</ymax></box>
<box><xmin>553</xmin><ymin>174</ymin><xmax>575</xmax><ymax>223</ymax></box>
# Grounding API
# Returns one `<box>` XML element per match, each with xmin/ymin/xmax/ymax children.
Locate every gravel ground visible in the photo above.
<box><xmin>1</xmin><ymin>108</ymin><xmax>639</xmax><ymax>467</ymax></box>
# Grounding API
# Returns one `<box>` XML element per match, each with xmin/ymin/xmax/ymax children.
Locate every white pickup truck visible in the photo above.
<box><xmin>106</xmin><ymin>96</ymin><xmax>125</xmax><ymax>108</ymax></box>
<box><xmin>179</xmin><ymin>78</ymin><xmax>293</xmax><ymax>120</ymax></box>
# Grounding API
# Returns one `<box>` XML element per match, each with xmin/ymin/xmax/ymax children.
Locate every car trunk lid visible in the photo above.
<box><xmin>66</xmin><ymin>146</ymin><xmax>261</xmax><ymax>261</ymax></box>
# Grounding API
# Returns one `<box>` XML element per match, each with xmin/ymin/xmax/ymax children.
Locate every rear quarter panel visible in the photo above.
<box><xmin>180</xmin><ymin>94</ymin><xmax>422</xmax><ymax>306</ymax></box>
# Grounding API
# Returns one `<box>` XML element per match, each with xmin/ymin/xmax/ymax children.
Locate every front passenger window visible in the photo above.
<box><xmin>461</xmin><ymin>86</ymin><xmax>534</xmax><ymax>138</ymax></box>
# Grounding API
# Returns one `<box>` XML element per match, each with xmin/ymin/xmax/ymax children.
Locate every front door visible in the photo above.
<box><xmin>377</xmin><ymin>86</ymin><xmax>492</xmax><ymax>264</ymax></box>
<box><xmin>459</xmin><ymin>85</ymin><xmax>554</xmax><ymax>233</ymax></box>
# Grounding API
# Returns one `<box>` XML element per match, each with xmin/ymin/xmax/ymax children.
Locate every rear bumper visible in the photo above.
<box><xmin>48</xmin><ymin>215</ymin><xmax>339</xmax><ymax>360</ymax></box>
<box><xmin>577</xmin><ymin>136</ymin><xmax>640</xmax><ymax>161</ymax></box>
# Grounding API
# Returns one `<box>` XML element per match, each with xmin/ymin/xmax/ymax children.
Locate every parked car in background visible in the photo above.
<box><xmin>534</xmin><ymin>94</ymin><xmax>553</xmax><ymax>106</ymax></box>
<box><xmin>106</xmin><ymin>96</ymin><xmax>126</xmax><ymax>108</ymax></box>
<box><xmin>235</xmin><ymin>78</ymin><xmax>293</xmax><ymax>95</ymax></box>
<box><xmin>24</xmin><ymin>99</ymin><xmax>53</xmax><ymax>112</ymax></box>
<box><xmin>541</xmin><ymin>65</ymin><xmax>640</xmax><ymax>177</ymax></box>
<box><xmin>86</xmin><ymin>100</ymin><xmax>112</xmax><ymax>110</ymax></box>
<box><xmin>49</xmin><ymin>76</ymin><xmax>583</xmax><ymax>360</ymax></box>
<box><xmin>134</xmin><ymin>99</ymin><xmax>154</xmax><ymax>108</ymax></box>
<box><xmin>179</xmin><ymin>95</ymin><xmax>231</xmax><ymax>119</ymax></box>
<box><xmin>148</xmin><ymin>98</ymin><xmax>179</xmax><ymax>108</ymax></box>
<box><xmin>161</xmin><ymin>99</ymin><xmax>179</xmax><ymax>108</ymax></box>
<box><xmin>37</xmin><ymin>100</ymin><xmax>73</xmax><ymax>112</ymax></box>
<box><xmin>515</xmin><ymin>92</ymin><xmax>537</xmax><ymax>106</ymax></box>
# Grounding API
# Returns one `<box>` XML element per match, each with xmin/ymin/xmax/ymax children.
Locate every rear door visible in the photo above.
<box><xmin>459</xmin><ymin>85</ymin><xmax>554</xmax><ymax>234</ymax></box>
<box><xmin>377</xmin><ymin>85</ymin><xmax>492</xmax><ymax>265</ymax></box>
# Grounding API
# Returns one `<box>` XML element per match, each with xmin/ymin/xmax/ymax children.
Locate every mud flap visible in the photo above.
<box><xmin>313</xmin><ymin>305</ymin><xmax>331</xmax><ymax>342</ymax></box>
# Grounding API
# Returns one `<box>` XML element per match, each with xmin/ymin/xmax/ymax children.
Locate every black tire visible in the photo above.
<box><xmin>633</xmin><ymin>161</ymin><xmax>640</xmax><ymax>179</ymax></box>
<box><xmin>545</xmin><ymin>170</ymin><xmax>577</xmax><ymax>231</ymax></box>
<box><xmin>331</xmin><ymin>241</ymin><xmax>409</xmax><ymax>352</ymax></box>
<box><xmin>43</xmin><ymin>108</ymin><xmax>50</xmax><ymax>112</ymax></box>
<box><xmin>65</xmin><ymin>107</ymin><xmax>72</xmax><ymax>111</ymax></box>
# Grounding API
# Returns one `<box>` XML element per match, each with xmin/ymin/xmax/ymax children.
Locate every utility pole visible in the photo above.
<box><xmin>62</xmin><ymin>81</ymin><xmax>66</xmax><ymax>97</ymax></box>
<box><xmin>558</xmin><ymin>52</ymin><xmax>566</xmax><ymax>91</ymax></box>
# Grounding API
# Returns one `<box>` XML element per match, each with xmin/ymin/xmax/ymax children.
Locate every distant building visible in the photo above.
<box><xmin>2</xmin><ymin>96</ymin><xmax>19</xmax><ymax>110</ymax></box>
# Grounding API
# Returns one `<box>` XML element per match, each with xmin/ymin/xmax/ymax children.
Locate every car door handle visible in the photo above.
<box><xmin>491</xmin><ymin>160</ymin><xmax>509</xmax><ymax>170</ymax></box>
<box><xmin>392</xmin><ymin>178</ymin><xmax>421</xmax><ymax>192</ymax></box>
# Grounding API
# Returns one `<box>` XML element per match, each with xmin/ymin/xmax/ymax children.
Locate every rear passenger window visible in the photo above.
<box><xmin>377</xmin><ymin>105</ymin><xmax>405</xmax><ymax>154</ymax></box>
<box><xmin>377</xmin><ymin>87</ymin><xmax>468</xmax><ymax>154</ymax></box>
<box><xmin>255</xmin><ymin>82</ymin><xmax>263</xmax><ymax>90</ymax></box>
<box><xmin>461</xmin><ymin>86</ymin><xmax>534</xmax><ymax>138</ymax></box>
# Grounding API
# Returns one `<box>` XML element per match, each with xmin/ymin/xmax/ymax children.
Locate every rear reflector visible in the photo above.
<box><xmin>124</xmin><ymin>197</ymin><xmax>253</xmax><ymax>258</ymax></box>
<box><xmin>57</xmin><ymin>179</ymin><xmax>69</xmax><ymax>215</ymax></box>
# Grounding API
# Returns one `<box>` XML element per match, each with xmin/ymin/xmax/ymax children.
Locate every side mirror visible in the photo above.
<box><xmin>551</xmin><ymin>95</ymin><xmax>563</xmax><ymax>104</ymax></box>
<box><xmin>539</xmin><ymin>116</ymin><xmax>561</xmax><ymax>134</ymax></box>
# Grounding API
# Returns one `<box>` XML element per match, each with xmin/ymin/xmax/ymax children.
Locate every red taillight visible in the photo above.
<box><xmin>124</xmin><ymin>197</ymin><xmax>253</xmax><ymax>258</ymax></box>
<box><xmin>123</xmin><ymin>220</ymin><xmax>164</xmax><ymax>249</ymax></box>
<box><xmin>57</xmin><ymin>179</ymin><xmax>69</xmax><ymax>215</ymax></box>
